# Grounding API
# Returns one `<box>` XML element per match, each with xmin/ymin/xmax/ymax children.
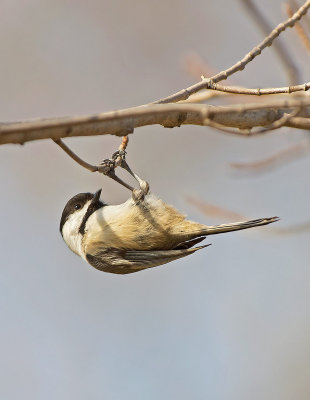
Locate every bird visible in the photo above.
<box><xmin>60</xmin><ymin>185</ymin><xmax>278</xmax><ymax>274</ymax></box>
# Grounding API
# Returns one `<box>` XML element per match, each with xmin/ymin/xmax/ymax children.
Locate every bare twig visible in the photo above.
<box><xmin>154</xmin><ymin>0</ymin><xmax>310</xmax><ymax>104</ymax></box>
<box><xmin>53</xmin><ymin>139</ymin><xmax>98</xmax><ymax>172</ymax></box>
<box><xmin>180</xmin><ymin>80</ymin><xmax>310</xmax><ymax>103</ymax></box>
<box><xmin>286</xmin><ymin>3</ymin><xmax>310</xmax><ymax>51</ymax></box>
<box><xmin>202</xmin><ymin>106</ymin><xmax>301</xmax><ymax>136</ymax></box>
<box><xmin>251</xmin><ymin>105</ymin><xmax>303</xmax><ymax>134</ymax></box>
<box><xmin>295</xmin><ymin>0</ymin><xmax>310</xmax><ymax>29</ymax></box>
<box><xmin>199</xmin><ymin>82</ymin><xmax>310</xmax><ymax>96</ymax></box>
<box><xmin>54</xmin><ymin>135</ymin><xmax>134</xmax><ymax>190</ymax></box>
<box><xmin>241</xmin><ymin>0</ymin><xmax>300</xmax><ymax>84</ymax></box>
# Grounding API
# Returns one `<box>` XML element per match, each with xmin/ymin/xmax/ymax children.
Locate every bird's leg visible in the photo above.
<box><xmin>119</xmin><ymin>157</ymin><xmax>149</xmax><ymax>196</ymax></box>
<box><xmin>122</xmin><ymin>161</ymin><xmax>150</xmax><ymax>203</ymax></box>
<box><xmin>112</xmin><ymin>150</ymin><xmax>150</xmax><ymax>200</ymax></box>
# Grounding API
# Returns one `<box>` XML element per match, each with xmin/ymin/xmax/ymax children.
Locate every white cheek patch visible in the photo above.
<box><xmin>62</xmin><ymin>202</ymin><xmax>91</xmax><ymax>256</ymax></box>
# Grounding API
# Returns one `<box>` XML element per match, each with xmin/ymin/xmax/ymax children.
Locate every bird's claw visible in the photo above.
<box><xmin>98</xmin><ymin>150</ymin><xmax>127</xmax><ymax>175</ymax></box>
<box><xmin>97</xmin><ymin>158</ymin><xmax>116</xmax><ymax>175</ymax></box>
<box><xmin>97</xmin><ymin>149</ymin><xmax>150</xmax><ymax>198</ymax></box>
<box><xmin>112</xmin><ymin>150</ymin><xmax>126</xmax><ymax>161</ymax></box>
<box><xmin>112</xmin><ymin>150</ymin><xmax>127</xmax><ymax>168</ymax></box>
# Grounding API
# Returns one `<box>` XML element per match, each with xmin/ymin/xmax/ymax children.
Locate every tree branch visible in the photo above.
<box><xmin>53</xmin><ymin>139</ymin><xmax>99</xmax><ymax>172</ymax></box>
<box><xmin>197</xmin><ymin>81</ymin><xmax>310</xmax><ymax>96</ymax></box>
<box><xmin>0</xmin><ymin>0</ymin><xmax>309</xmax><ymax>182</ymax></box>
<box><xmin>286</xmin><ymin>2</ymin><xmax>310</xmax><ymax>51</ymax></box>
<box><xmin>231</xmin><ymin>139</ymin><xmax>310</xmax><ymax>172</ymax></box>
<box><xmin>241</xmin><ymin>0</ymin><xmax>300</xmax><ymax>84</ymax></box>
<box><xmin>1</xmin><ymin>98</ymin><xmax>309</xmax><ymax>145</ymax></box>
<box><xmin>154</xmin><ymin>0</ymin><xmax>310</xmax><ymax>104</ymax></box>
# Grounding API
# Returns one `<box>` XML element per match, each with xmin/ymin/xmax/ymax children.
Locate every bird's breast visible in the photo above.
<box><xmin>82</xmin><ymin>193</ymin><xmax>205</xmax><ymax>252</ymax></box>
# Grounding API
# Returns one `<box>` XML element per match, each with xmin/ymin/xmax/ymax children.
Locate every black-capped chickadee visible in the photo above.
<box><xmin>60</xmin><ymin>182</ymin><xmax>278</xmax><ymax>274</ymax></box>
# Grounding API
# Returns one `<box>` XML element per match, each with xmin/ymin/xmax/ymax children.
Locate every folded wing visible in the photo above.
<box><xmin>85</xmin><ymin>243</ymin><xmax>210</xmax><ymax>274</ymax></box>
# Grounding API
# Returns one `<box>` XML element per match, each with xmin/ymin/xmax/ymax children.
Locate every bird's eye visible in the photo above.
<box><xmin>74</xmin><ymin>204</ymin><xmax>81</xmax><ymax>210</ymax></box>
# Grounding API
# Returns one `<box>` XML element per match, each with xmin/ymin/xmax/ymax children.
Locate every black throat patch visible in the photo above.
<box><xmin>78</xmin><ymin>198</ymin><xmax>104</xmax><ymax>235</ymax></box>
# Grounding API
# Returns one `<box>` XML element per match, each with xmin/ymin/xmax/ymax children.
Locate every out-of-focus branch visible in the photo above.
<box><xmin>186</xmin><ymin>195</ymin><xmax>247</xmax><ymax>221</ymax></box>
<box><xmin>286</xmin><ymin>116</ymin><xmax>310</xmax><ymax>128</ymax></box>
<box><xmin>154</xmin><ymin>0</ymin><xmax>310</xmax><ymax>104</ymax></box>
<box><xmin>187</xmin><ymin>194</ymin><xmax>310</xmax><ymax>235</ymax></box>
<box><xmin>181</xmin><ymin>90</ymin><xmax>227</xmax><ymax>104</ymax></box>
<box><xmin>241</xmin><ymin>0</ymin><xmax>300</xmax><ymax>84</ymax></box>
<box><xmin>231</xmin><ymin>139</ymin><xmax>310</xmax><ymax>172</ymax></box>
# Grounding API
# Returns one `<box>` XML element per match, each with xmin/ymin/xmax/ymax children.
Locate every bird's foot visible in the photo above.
<box><xmin>97</xmin><ymin>150</ymin><xmax>150</xmax><ymax>199</ymax></box>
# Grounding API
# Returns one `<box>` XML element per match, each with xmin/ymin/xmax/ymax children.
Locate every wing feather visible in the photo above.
<box><xmin>85</xmin><ymin>244</ymin><xmax>210</xmax><ymax>274</ymax></box>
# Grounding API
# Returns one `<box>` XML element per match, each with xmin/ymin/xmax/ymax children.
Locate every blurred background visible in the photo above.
<box><xmin>1</xmin><ymin>1</ymin><xmax>310</xmax><ymax>399</ymax></box>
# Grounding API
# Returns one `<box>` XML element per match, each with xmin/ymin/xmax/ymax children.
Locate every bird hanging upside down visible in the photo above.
<box><xmin>60</xmin><ymin>151</ymin><xmax>278</xmax><ymax>274</ymax></box>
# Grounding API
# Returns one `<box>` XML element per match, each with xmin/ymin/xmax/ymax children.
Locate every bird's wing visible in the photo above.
<box><xmin>85</xmin><ymin>244</ymin><xmax>210</xmax><ymax>274</ymax></box>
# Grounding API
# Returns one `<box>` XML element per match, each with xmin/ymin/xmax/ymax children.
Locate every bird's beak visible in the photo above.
<box><xmin>92</xmin><ymin>189</ymin><xmax>102</xmax><ymax>204</ymax></box>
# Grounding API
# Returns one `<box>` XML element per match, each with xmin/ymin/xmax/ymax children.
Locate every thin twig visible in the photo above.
<box><xmin>241</xmin><ymin>0</ymin><xmax>300</xmax><ymax>84</ymax></box>
<box><xmin>200</xmin><ymin>82</ymin><xmax>310</xmax><ymax>96</ymax></box>
<box><xmin>203</xmin><ymin>107</ymin><xmax>301</xmax><ymax>136</ymax></box>
<box><xmin>154</xmin><ymin>0</ymin><xmax>310</xmax><ymax>104</ymax></box>
<box><xmin>294</xmin><ymin>0</ymin><xmax>310</xmax><ymax>29</ymax></box>
<box><xmin>53</xmin><ymin>136</ymin><xmax>134</xmax><ymax>189</ymax></box>
<box><xmin>286</xmin><ymin>3</ymin><xmax>310</xmax><ymax>51</ymax></box>
<box><xmin>53</xmin><ymin>139</ymin><xmax>98</xmax><ymax>172</ymax></box>
<box><xmin>251</xmin><ymin>105</ymin><xmax>303</xmax><ymax>134</ymax></box>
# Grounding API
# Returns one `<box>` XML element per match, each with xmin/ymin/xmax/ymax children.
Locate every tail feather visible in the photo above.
<box><xmin>204</xmin><ymin>216</ymin><xmax>279</xmax><ymax>235</ymax></box>
<box><xmin>174</xmin><ymin>236</ymin><xmax>207</xmax><ymax>250</ymax></box>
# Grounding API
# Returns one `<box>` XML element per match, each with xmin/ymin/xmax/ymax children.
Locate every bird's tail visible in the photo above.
<box><xmin>204</xmin><ymin>216</ymin><xmax>279</xmax><ymax>235</ymax></box>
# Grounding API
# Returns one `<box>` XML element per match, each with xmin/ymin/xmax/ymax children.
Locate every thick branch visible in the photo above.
<box><xmin>1</xmin><ymin>99</ymin><xmax>310</xmax><ymax>145</ymax></box>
